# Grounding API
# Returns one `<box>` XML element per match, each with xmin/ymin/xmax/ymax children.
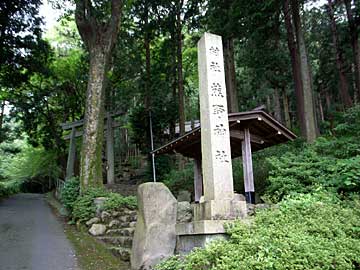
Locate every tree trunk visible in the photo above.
<box><xmin>325</xmin><ymin>89</ymin><xmax>332</xmax><ymax>112</ymax></box>
<box><xmin>266</xmin><ymin>95</ymin><xmax>271</xmax><ymax>112</ymax></box>
<box><xmin>176</xmin><ymin>1</ymin><xmax>185</xmax><ymax>135</ymax></box>
<box><xmin>223</xmin><ymin>37</ymin><xmax>239</xmax><ymax>113</ymax></box>
<box><xmin>344</xmin><ymin>0</ymin><xmax>360</xmax><ymax>100</ymax></box>
<box><xmin>80</xmin><ymin>49</ymin><xmax>108</xmax><ymax>189</ymax></box>
<box><xmin>325</xmin><ymin>89</ymin><xmax>334</xmax><ymax>130</ymax></box>
<box><xmin>353</xmin><ymin>64</ymin><xmax>358</xmax><ymax>102</ymax></box>
<box><xmin>328</xmin><ymin>0</ymin><xmax>352</xmax><ymax>108</ymax></box>
<box><xmin>0</xmin><ymin>100</ymin><xmax>4</xmax><ymax>131</ymax></box>
<box><xmin>282</xmin><ymin>88</ymin><xmax>291</xmax><ymax>128</ymax></box>
<box><xmin>318</xmin><ymin>92</ymin><xmax>325</xmax><ymax>122</ymax></box>
<box><xmin>283</xmin><ymin>0</ymin><xmax>306</xmax><ymax>136</ymax></box>
<box><xmin>291</xmin><ymin>0</ymin><xmax>318</xmax><ymax>142</ymax></box>
<box><xmin>274</xmin><ymin>88</ymin><xmax>282</xmax><ymax>122</ymax></box>
<box><xmin>270</xmin><ymin>10</ymin><xmax>283</xmax><ymax>123</ymax></box>
<box><xmin>75</xmin><ymin>0</ymin><xmax>123</xmax><ymax>191</ymax></box>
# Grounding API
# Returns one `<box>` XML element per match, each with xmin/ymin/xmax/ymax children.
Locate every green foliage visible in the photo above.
<box><xmin>161</xmin><ymin>162</ymin><xmax>194</xmax><ymax>196</ymax></box>
<box><xmin>232</xmin><ymin>156</ymin><xmax>271</xmax><ymax>196</ymax></box>
<box><xmin>0</xmin><ymin>0</ymin><xmax>48</xmax><ymax>89</ymax></box>
<box><xmin>0</xmin><ymin>180</ymin><xmax>21</xmax><ymax>198</ymax></box>
<box><xmin>72</xmin><ymin>188</ymin><xmax>138</xmax><ymax>222</ymax></box>
<box><xmin>264</xmin><ymin>106</ymin><xmax>360</xmax><ymax>202</ymax></box>
<box><xmin>103</xmin><ymin>193</ymin><xmax>137</xmax><ymax>211</ymax></box>
<box><xmin>60</xmin><ymin>177</ymin><xmax>80</xmax><ymax>213</ymax></box>
<box><xmin>72</xmin><ymin>188</ymin><xmax>108</xmax><ymax>222</ymax></box>
<box><xmin>0</xmin><ymin>137</ymin><xmax>61</xmax><ymax>192</ymax></box>
<box><xmin>1</xmin><ymin>145</ymin><xmax>61</xmax><ymax>185</ymax></box>
<box><xmin>156</xmin><ymin>193</ymin><xmax>360</xmax><ymax>270</ymax></box>
<box><xmin>266</xmin><ymin>148</ymin><xmax>360</xmax><ymax>202</ymax></box>
<box><xmin>333</xmin><ymin>105</ymin><xmax>360</xmax><ymax>137</ymax></box>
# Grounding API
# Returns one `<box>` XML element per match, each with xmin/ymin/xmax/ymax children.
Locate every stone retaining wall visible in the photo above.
<box><xmin>85</xmin><ymin>206</ymin><xmax>137</xmax><ymax>261</ymax></box>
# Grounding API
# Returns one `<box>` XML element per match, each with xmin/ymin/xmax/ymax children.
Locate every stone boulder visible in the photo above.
<box><xmin>177</xmin><ymin>201</ymin><xmax>192</xmax><ymax>223</ymax></box>
<box><xmin>131</xmin><ymin>183</ymin><xmax>177</xmax><ymax>270</ymax></box>
<box><xmin>86</xmin><ymin>217</ymin><xmax>100</xmax><ymax>227</ymax></box>
<box><xmin>89</xmin><ymin>224</ymin><xmax>107</xmax><ymax>236</ymax></box>
<box><xmin>101</xmin><ymin>211</ymin><xmax>112</xmax><ymax>223</ymax></box>
<box><xmin>109</xmin><ymin>219</ymin><xmax>121</xmax><ymax>229</ymax></box>
<box><xmin>234</xmin><ymin>193</ymin><xmax>246</xmax><ymax>202</ymax></box>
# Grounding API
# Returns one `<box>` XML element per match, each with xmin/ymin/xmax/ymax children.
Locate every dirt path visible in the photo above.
<box><xmin>0</xmin><ymin>193</ymin><xmax>78</xmax><ymax>270</ymax></box>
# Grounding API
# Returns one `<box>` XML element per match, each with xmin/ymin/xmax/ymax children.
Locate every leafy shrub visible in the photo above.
<box><xmin>265</xmin><ymin>146</ymin><xmax>360</xmax><ymax>202</ymax></box>
<box><xmin>72</xmin><ymin>188</ymin><xmax>108</xmax><ymax>222</ymax></box>
<box><xmin>314</xmin><ymin>136</ymin><xmax>360</xmax><ymax>159</ymax></box>
<box><xmin>333</xmin><ymin>104</ymin><xmax>360</xmax><ymax>137</ymax></box>
<box><xmin>103</xmin><ymin>193</ymin><xmax>137</xmax><ymax>211</ymax></box>
<box><xmin>0</xmin><ymin>180</ymin><xmax>21</xmax><ymax>198</ymax></box>
<box><xmin>72</xmin><ymin>188</ymin><xmax>138</xmax><ymax>222</ymax></box>
<box><xmin>156</xmin><ymin>193</ymin><xmax>360</xmax><ymax>270</ymax></box>
<box><xmin>162</xmin><ymin>162</ymin><xmax>194</xmax><ymax>195</ymax></box>
<box><xmin>232</xmin><ymin>156</ymin><xmax>272</xmax><ymax>196</ymax></box>
<box><xmin>0</xmin><ymin>144</ymin><xmax>61</xmax><ymax>189</ymax></box>
<box><xmin>60</xmin><ymin>177</ymin><xmax>80</xmax><ymax>213</ymax></box>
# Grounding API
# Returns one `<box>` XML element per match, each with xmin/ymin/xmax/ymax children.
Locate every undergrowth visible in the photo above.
<box><xmin>60</xmin><ymin>179</ymin><xmax>137</xmax><ymax>222</ymax></box>
<box><xmin>156</xmin><ymin>192</ymin><xmax>360</xmax><ymax>270</ymax></box>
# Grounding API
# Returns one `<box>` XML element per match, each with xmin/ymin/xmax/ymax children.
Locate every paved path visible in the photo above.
<box><xmin>0</xmin><ymin>193</ymin><xmax>78</xmax><ymax>270</ymax></box>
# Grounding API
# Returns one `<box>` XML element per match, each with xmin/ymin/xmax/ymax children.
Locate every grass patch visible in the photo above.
<box><xmin>65</xmin><ymin>226</ymin><xmax>130</xmax><ymax>270</ymax></box>
<box><xmin>46</xmin><ymin>192</ymin><xmax>130</xmax><ymax>270</ymax></box>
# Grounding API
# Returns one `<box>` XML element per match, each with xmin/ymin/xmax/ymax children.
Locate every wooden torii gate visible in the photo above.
<box><xmin>61</xmin><ymin>112</ymin><xmax>123</xmax><ymax>184</ymax></box>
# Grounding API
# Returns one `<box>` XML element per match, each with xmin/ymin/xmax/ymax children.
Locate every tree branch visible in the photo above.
<box><xmin>75</xmin><ymin>0</ymin><xmax>94</xmax><ymax>49</ymax></box>
<box><xmin>105</xmin><ymin>0</ymin><xmax>123</xmax><ymax>52</ymax></box>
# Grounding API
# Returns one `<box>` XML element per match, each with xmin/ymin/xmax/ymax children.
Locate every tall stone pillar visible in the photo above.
<box><xmin>198</xmin><ymin>33</ymin><xmax>234</xmax><ymax>202</ymax></box>
<box><xmin>191</xmin><ymin>32</ymin><xmax>240</xmax><ymax>221</ymax></box>
<box><xmin>175</xmin><ymin>33</ymin><xmax>247</xmax><ymax>255</ymax></box>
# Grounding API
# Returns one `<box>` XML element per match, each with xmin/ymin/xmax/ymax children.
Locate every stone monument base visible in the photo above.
<box><xmin>175</xmin><ymin>199</ymin><xmax>247</xmax><ymax>254</ymax></box>
<box><xmin>175</xmin><ymin>220</ymin><xmax>228</xmax><ymax>254</ymax></box>
<box><xmin>193</xmin><ymin>199</ymin><xmax>247</xmax><ymax>221</ymax></box>
<box><xmin>176</xmin><ymin>233</ymin><xmax>228</xmax><ymax>254</ymax></box>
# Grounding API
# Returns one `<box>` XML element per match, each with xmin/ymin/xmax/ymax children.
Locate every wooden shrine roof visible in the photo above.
<box><xmin>152</xmin><ymin>110</ymin><xmax>297</xmax><ymax>159</ymax></box>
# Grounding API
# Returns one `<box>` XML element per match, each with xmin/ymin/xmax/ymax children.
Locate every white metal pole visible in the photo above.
<box><xmin>149</xmin><ymin>110</ymin><xmax>156</xmax><ymax>182</ymax></box>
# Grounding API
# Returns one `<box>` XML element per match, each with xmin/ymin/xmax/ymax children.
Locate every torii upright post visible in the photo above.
<box><xmin>106</xmin><ymin>112</ymin><xmax>115</xmax><ymax>184</ymax></box>
<box><xmin>66</xmin><ymin>127</ymin><xmax>77</xmax><ymax>180</ymax></box>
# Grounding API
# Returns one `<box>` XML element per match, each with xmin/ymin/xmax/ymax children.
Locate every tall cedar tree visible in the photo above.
<box><xmin>75</xmin><ymin>0</ymin><xmax>123</xmax><ymax>190</ymax></box>
<box><xmin>327</xmin><ymin>0</ymin><xmax>352</xmax><ymax>107</ymax></box>
<box><xmin>344</xmin><ymin>0</ymin><xmax>360</xmax><ymax>100</ymax></box>
<box><xmin>284</xmin><ymin>0</ymin><xmax>317</xmax><ymax>142</ymax></box>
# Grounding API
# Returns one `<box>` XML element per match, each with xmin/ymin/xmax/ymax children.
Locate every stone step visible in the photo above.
<box><xmin>109</xmin><ymin>246</ymin><xmax>131</xmax><ymax>262</ymax></box>
<box><xmin>108</xmin><ymin>220</ymin><xmax>135</xmax><ymax>229</ymax></box>
<box><xmin>98</xmin><ymin>236</ymin><xmax>133</xmax><ymax>248</ymax></box>
<box><xmin>118</xmin><ymin>215</ymin><xmax>136</xmax><ymax>223</ymax></box>
<box><xmin>110</xmin><ymin>209</ymin><xmax>137</xmax><ymax>217</ymax></box>
<box><xmin>106</xmin><ymin>228</ymin><xmax>135</xmax><ymax>237</ymax></box>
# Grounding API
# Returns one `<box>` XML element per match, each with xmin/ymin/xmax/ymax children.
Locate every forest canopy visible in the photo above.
<box><xmin>0</xmin><ymin>0</ymin><xmax>359</xmax><ymax>190</ymax></box>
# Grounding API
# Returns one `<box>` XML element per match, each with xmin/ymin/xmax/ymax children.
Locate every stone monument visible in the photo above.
<box><xmin>175</xmin><ymin>33</ymin><xmax>247</xmax><ymax>254</ymax></box>
<box><xmin>131</xmin><ymin>183</ymin><xmax>177</xmax><ymax>270</ymax></box>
